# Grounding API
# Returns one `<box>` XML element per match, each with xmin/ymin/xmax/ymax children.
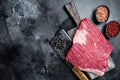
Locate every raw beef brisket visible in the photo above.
<box><xmin>65</xmin><ymin>18</ymin><xmax>113</xmax><ymax>76</ymax></box>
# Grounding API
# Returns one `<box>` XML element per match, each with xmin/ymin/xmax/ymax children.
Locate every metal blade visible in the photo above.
<box><xmin>50</xmin><ymin>29</ymin><xmax>72</xmax><ymax>68</ymax></box>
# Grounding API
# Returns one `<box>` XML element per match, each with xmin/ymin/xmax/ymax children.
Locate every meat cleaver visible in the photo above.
<box><xmin>65</xmin><ymin>1</ymin><xmax>115</xmax><ymax>80</ymax></box>
<box><xmin>50</xmin><ymin>17</ymin><xmax>89</xmax><ymax>80</ymax></box>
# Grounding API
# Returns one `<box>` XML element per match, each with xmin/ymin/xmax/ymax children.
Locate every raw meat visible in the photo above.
<box><xmin>65</xmin><ymin>18</ymin><xmax>113</xmax><ymax>76</ymax></box>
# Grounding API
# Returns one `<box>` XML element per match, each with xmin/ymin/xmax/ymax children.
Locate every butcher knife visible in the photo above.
<box><xmin>65</xmin><ymin>1</ymin><xmax>115</xmax><ymax>79</ymax></box>
<box><xmin>50</xmin><ymin>17</ymin><xmax>89</xmax><ymax>80</ymax></box>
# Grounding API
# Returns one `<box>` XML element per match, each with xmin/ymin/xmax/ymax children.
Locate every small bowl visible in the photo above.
<box><xmin>95</xmin><ymin>5</ymin><xmax>109</xmax><ymax>23</ymax></box>
<box><xmin>106</xmin><ymin>21</ymin><xmax>120</xmax><ymax>38</ymax></box>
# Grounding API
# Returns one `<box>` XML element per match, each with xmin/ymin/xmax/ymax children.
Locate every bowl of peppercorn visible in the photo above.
<box><xmin>106</xmin><ymin>21</ymin><xmax>120</xmax><ymax>38</ymax></box>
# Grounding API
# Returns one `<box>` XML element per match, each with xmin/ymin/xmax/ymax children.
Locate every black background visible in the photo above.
<box><xmin>0</xmin><ymin>0</ymin><xmax>120</xmax><ymax>80</ymax></box>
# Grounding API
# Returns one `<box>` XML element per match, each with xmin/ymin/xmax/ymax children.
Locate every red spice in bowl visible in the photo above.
<box><xmin>106</xmin><ymin>21</ymin><xmax>120</xmax><ymax>38</ymax></box>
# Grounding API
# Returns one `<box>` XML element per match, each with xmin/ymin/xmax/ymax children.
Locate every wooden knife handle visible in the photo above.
<box><xmin>72</xmin><ymin>67</ymin><xmax>89</xmax><ymax>80</ymax></box>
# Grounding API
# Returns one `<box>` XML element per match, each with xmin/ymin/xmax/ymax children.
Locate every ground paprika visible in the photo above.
<box><xmin>106</xmin><ymin>21</ymin><xmax>120</xmax><ymax>38</ymax></box>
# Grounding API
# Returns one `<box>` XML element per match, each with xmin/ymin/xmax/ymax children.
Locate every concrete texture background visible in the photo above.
<box><xmin>0</xmin><ymin>0</ymin><xmax>120</xmax><ymax>80</ymax></box>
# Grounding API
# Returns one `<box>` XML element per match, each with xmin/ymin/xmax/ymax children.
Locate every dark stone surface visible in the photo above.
<box><xmin>0</xmin><ymin>0</ymin><xmax>120</xmax><ymax>80</ymax></box>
